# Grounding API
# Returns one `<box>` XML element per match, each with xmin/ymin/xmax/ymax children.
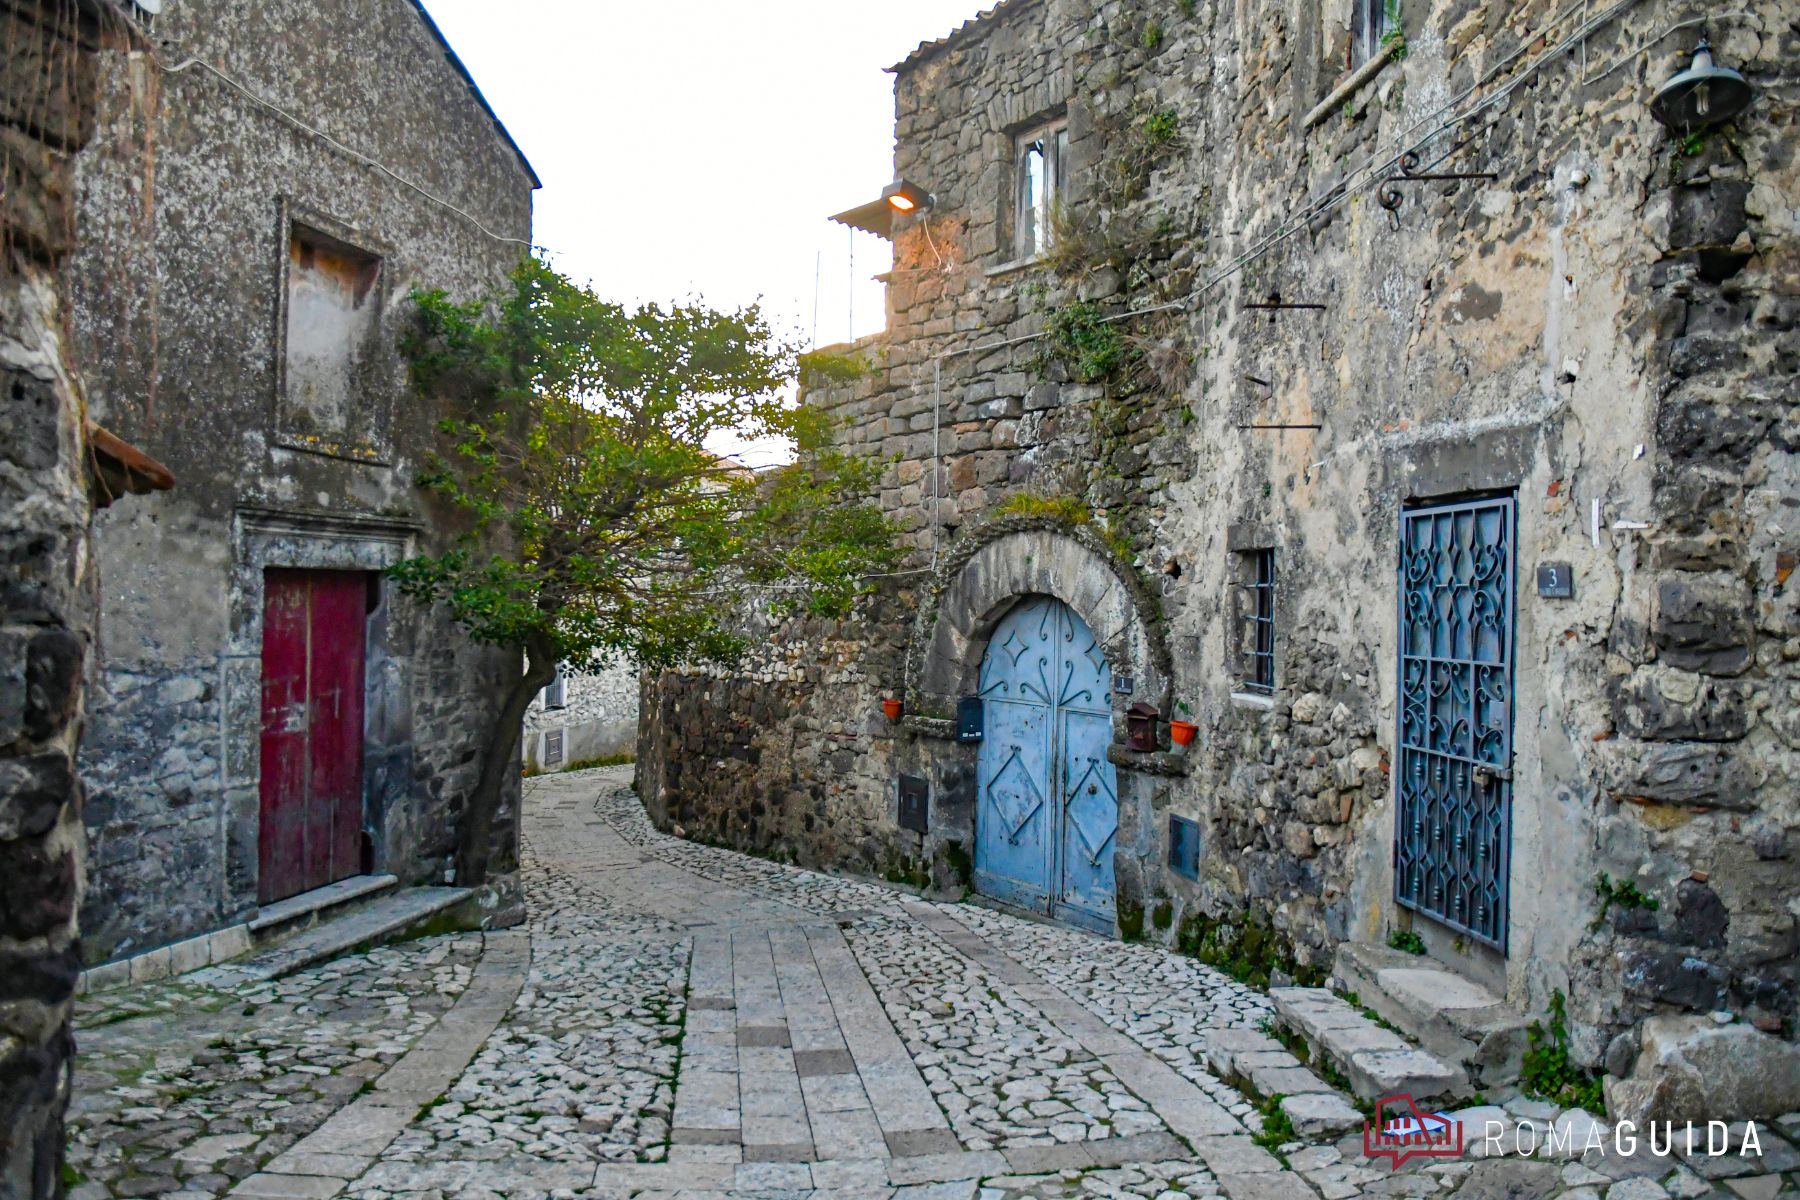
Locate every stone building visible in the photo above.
<box><xmin>522</xmin><ymin>663</ymin><xmax>640</xmax><ymax>774</ymax></box>
<box><xmin>67</xmin><ymin>0</ymin><xmax>538</xmax><ymax>970</ymax></box>
<box><xmin>1</xmin><ymin>2</ymin><xmax>173</xmax><ymax>1192</ymax></box>
<box><xmin>641</xmin><ymin>0</ymin><xmax>1800</xmax><ymax>1115</ymax></box>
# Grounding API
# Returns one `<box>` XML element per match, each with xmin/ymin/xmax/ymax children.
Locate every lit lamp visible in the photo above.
<box><xmin>1651</xmin><ymin>41</ymin><xmax>1754</xmax><ymax>130</ymax></box>
<box><xmin>882</xmin><ymin>179</ymin><xmax>934</xmax><ymax>214</ymax></box>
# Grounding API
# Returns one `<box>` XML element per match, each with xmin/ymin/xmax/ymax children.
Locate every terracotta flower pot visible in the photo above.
<box><xmin>1170</xmin><ymin>719</ymin><xmax>1199</xmax><ymax>749</ymax></box>
<box><xmin>882</xmin><ymin>698</ymin><xmax>904</xmax><ymax>722</ymax></box>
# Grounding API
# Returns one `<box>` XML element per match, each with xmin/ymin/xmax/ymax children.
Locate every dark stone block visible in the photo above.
<box><xmin>24</xmin><ymin>627</ymin><xmax>83</xmax><ymax>741</ymax></box>
<box><xmin>0</xmin><ymin>836</ymin><xmax>76</xmax><ymax>940</ymax></box>
<box><xmin>1605</xmin><ymin>742</ymin><xmax>1760</xmax><ymax>809</ymax></box>
<box><xmin>1654</xmin><ymin>575</ymin><xmax>1753</xmax><ymax>675</ymax></box>
<box><xmin>1610</xmin><ymin>672</ymin><xmax>1752</xmax><ymax>742</ymax></box>
<box><xmin>1669</xmin><ymin>180</ymin><xmax>1751</xmax><ymax>251</ymax></box>
<box><xmin>1622</xmin><ymin>946</ymin><xmax>1731</xmax><ymax>1010</ymax></box>
<box><xmin>1673</xmin><ymin>880</ymin><xmax>1729</xmax><ymax>950</ymax></box>
<box><xmin>0</xmin><ymin>943</ymin><xmax>79</xmax><ymax>1006</ymax></box>
<box><xmin>0</xmin><ymin>752</ymin><xmax>73</xmax><ymax>840</ymax></box>
<box><xmin>1656</xmin><ymin>391</ymin><xmax>1773</xmax><ymax>464</ymax></box>
<box><xmin>1669</xmin><ymin>334</ymin><xmax>1748</xmax><ymax>378</ymax></box>
<box><xmin>0</xmin><ymin>370</ymin><xmax>61</xmax><ymax>472</ymax></box>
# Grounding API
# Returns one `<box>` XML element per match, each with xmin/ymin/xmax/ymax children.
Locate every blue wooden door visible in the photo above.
<box><xmin>1396</xmin><ymin>496</ymin><xmax>1515</xmax><ymax>952</ymax></box>
<box><xmin>975</xmin><ymin>596</ymin><xmax>1118</xmax><ymax>931</ymax></box>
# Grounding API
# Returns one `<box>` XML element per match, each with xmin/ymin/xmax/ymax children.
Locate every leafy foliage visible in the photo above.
<box><xmin>996</xmin><ymin>491</ymin><xmax>1136</xmax><ymax>562</ymax></box>
<box><xmin>1252</xmin><ymin>1094</ymin><xmax>1295</xmax><ymax>1158</ymax></box>
<box><xmin>1594</xmin><ymin>872</ymin><xmax>1660</xmax><ymax>920</ymax></box>
<box><xmin>1522</xmin><ymin>990</ymin><xmax>1606</xmax><ymax>1114</ymax></box>
<box><xmin>1381</xmin><ymin>0</ymin><xmax>1408</xmax><ymax>60</ymax></box>
<box><xmin>797</xmin><ymin>347</ymin><xmax>873</xmax><ymax>385</ymax></box>
<box><xmin>1388</xmin><ymin>928</ymin><xmax>1428</xmax><ymax>955</ymax></box>
<box><xmin>392</xmin><ymin>255</ymin><xmax>900</xmax><ymax>880</ymax></box>
<box><xmin>1037</xmin><ymin>300</ymin><xmax>1133</xmax><ymax>384</ymax></box>
<box><xmin>393</xmin><ymin>255</ymin><xmax>900</xmax><ymax>676</ymax></box>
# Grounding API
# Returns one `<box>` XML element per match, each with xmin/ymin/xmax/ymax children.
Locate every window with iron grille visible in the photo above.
<box><xmin>1236</xmin><ymin>549</ymin><xmax>1276</xmax><ymax>694</ymax></box>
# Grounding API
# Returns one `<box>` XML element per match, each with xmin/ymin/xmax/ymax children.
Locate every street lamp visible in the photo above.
<box><xmin>1651</xmin><ymin>41</ymin><xmax>1754</xmax><ymax>130</ymax></box>
<box><xmin>882</xmin><ymin>179</ymin><xmax>934</xmax><ymax>214</ymax></box>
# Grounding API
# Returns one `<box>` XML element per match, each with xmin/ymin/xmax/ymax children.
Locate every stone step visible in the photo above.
<box><xmin>1332</xmin><ymin>941</ymin><xmax>1531</xmax><ymax>1087</ymax></box>
<box><xmin>1200</xmin><ymin>1027</ymin><xmax>1367</xmax><ymax>1138</ymax></box>
<box><xmin>247</xmin><ymin>873</ymin><xmax>400</xmax><ymax>942</ymax></box>
<box><xmin>1270</xmin><ymin>986</ymin><xmax>1468</xmax><ymax>1104</ymax></box>
<box><xmin>197</xmin><ymin>886</ymin><xmax>473</xmax><ymax>985</ymax></box>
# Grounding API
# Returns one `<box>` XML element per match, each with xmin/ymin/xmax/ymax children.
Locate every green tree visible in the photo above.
<box><xmin>392</xmin><ymin>256</ymin><xmax>899</xmax><ymax>884</ymax></box>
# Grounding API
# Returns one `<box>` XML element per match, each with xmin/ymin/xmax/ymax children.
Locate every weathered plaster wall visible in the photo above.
<box><xmin>641</xmin><ymin>0</ymin><xmax>1797</xmax><ymax>1081</ymax></box>
<box><xmin>68</xmin><ymin>0</ymin><xmax>537</xmax><ymax>962</ymax></box>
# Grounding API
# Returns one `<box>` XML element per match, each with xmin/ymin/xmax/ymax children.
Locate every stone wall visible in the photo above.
<box><xmin>522</xmin><ymin>662</ymin><xmax>639</xmax><ymax>770</ymax></box>
<box><xmin>68</xmin><ymin>0</ymin><xmax>538</xmax><ymax>963</ymax></box>
<box><xmin>2</xmin><ymin>2</ymin><xmax>117</xmax><ymax>1193</ymax></box>
<box><xmin>640</xmin><ymin>0</ymin><xmax>1799</xmax><ymax>1084</ymax></box>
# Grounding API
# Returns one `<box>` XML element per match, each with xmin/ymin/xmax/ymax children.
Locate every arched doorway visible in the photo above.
<box><xmin>974</xmin><ymin>595</ymin><xmax>1119</xmax><ymax>932</ymax></box>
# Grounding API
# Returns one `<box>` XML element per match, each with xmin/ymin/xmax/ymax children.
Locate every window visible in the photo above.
<box><xmin>1235</xmin><ymin>549</ymin><xmax>1276</xmax><ymax>694</ymax></box>
<box><xmin>541</xmin><ymin>665</ymin><xmax>567</xmax><ymax>711</ymax></box>
<box><xmin>1351</xmin><ymin>0</ymin><xmax>1396</xmax><ymax>67</ymax></box>
<box><xmin>1013</xmin><ymin>119</ymin><xmax>1069</xmax><ymax>261</ymax></box>
<box><xmin>280</xmin><ymin>219</ymin><xmax>386</xmax><ymax>459</ymax></box>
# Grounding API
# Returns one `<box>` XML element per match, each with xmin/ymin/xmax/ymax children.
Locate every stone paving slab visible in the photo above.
<box><xmin>76</xmin><ymin>771</ymin><xmax>1800</xmax><ymax>1200</ymax></box>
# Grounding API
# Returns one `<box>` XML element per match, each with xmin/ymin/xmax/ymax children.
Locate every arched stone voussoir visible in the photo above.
<box><xmin>906</xmin><ymin>517</ymin><xmax>1172</xmax><ymax>719</ymax></box>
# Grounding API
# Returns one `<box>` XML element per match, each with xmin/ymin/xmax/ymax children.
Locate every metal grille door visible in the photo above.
<box><xmin>1395</xmin><ymin>497</ymin><xmax>1515</xmax><ymax>951</ymax></box>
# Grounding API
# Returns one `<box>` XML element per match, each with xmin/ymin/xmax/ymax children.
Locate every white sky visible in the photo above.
<box><xmin>421</xmin><ymin>0</ymin><xmax>984</xmax><ymax>361</ymax></box>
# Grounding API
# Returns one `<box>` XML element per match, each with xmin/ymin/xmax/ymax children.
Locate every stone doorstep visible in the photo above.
<box><xmin>1270</xmin><ymin>986</ymin><xmax>1467</xmax><ymax>1104</ymax></box>
<box><xmin>1333</xmin><ymin>941</ymin><xmax>1531</xmax><ymax>1086</ymax></box>
<box><xmin>211</xmin><ymin>886</ymin><xmax>475</xmax><ymax>984</ymax></box>
<box><xmin>79</xmin><ymin>874</ymin><xmax>409</xmax><ymax>995</ymax></box>
<box><xmin>247</xmin><ymin>873</ymin><xmax>401</xmax><ymax>938</ymax></box>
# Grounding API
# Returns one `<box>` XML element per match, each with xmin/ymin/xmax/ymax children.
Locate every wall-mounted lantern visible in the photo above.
<box><xmin>882</xmin><ymin>179</ymin><xmax>935</xmax><ymax>214</ymax></box>
<box><xmin>830</xmin><ymin>179</ymin><xmax>936</xmax><ymax>241</ymax></box>
<box><xmin>1651</xmin><ymin>41</ymin><xmax>1753</xmax><ymax>130</ymax></box>
<box><xmin>1126</xmin><ymin>703</ymin><xmax>1161</xmax><ymax>753</ymax></box>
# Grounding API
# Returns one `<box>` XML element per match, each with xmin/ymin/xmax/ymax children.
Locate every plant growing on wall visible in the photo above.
<box><xmin>393</xmin><ymin>255</ymin><xmax>900</xmax><ymax>884</ymax></box>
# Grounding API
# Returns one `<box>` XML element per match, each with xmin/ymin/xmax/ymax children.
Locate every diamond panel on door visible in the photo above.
<box><xmin>1395</xmin><ymin>497</ymin><xmax>1515</xmax><ymax>951</ymax></box>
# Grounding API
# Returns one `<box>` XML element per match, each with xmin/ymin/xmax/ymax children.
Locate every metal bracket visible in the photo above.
<box><xmin>1378</xmin><ymin>139</ymin><xmax>1498</xmax><ymax>226</ymax></box>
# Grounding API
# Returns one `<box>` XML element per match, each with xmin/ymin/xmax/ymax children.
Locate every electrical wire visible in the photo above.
<box><xmin>1581</xmin><ymin>12</ymin><xmax>1763</xmax><ymax>86</ymax></box>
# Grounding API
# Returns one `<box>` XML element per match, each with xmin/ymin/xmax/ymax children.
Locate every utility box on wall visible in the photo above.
<box><xmin>1169</xmin><ymin>814</ymin><xmax>1200</xmax><ymax>880</ymax></box>
<box><xmin>957</xmin><ymin>697</ymin><xmax>984</xmax><ymax>743</ymax></box>
<box><xmin>898</xmin><ymin>775</ymin><xmax>930</xmax><ymax>834</ymax></box>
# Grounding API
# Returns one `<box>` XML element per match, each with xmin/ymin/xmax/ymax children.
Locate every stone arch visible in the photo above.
<box><xmin>906</xmin><ymin>517</ymin><xmax>1173</xmax><ymax>726</ymax></box>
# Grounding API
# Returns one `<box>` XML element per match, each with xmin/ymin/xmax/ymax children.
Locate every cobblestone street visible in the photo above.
<box><xmin>69</xmin><ymin>768</ymin><xmax>1799</xmax><ymax>1200</ymax></box>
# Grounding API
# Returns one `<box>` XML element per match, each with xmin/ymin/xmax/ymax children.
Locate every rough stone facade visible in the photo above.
<box><xmin>1</xmin><ymin>3</ymin><xmax>137</xmax><ymax>1193</ymax></box>
<box><xmin>67</xmin><ymin>0</ymin><xmax>537</xmax><ymax>964</ymax></box>
<box><xmin>641</xmin><ymin>0</ymin><xmax>1800</xmax><ymax>1099</ymax></box>
<box><xmin>522</xmin><ymin>663</ymin><xmax>639</xmax><ymax>772</ymax></box>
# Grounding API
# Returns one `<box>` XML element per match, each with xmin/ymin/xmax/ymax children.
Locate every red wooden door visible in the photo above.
<box><xmin>259</xmin><ymin>569</ymin><xmax>369</xmax><ymax>904</ymax></box>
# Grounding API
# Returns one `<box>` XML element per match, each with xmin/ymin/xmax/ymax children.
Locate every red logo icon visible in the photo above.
<box><xmin>1363</xmin><ymin>1095</ymin><xmax>1464</xmax><ymax>1167</ymax></box>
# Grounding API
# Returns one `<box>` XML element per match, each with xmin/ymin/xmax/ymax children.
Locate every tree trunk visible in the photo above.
<box><xmin>456</xmin><ymin>631</ymin><xmax>558</xmax><ymax>885</ymax></box>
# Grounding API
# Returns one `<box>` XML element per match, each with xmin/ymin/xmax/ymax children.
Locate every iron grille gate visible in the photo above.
<box><xmin>1395</xmin><ymin>495</ymin><xmax>1516</xmax><ymax>952</ymax></box>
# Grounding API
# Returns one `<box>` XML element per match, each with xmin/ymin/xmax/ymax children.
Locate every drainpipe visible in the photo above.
<box><xmin>932</xmin><ymin>356</ymin><xmax>942</xmax><ymax>573</ymax></box>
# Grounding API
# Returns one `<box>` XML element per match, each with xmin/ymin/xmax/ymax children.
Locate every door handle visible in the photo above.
<box><xmin>1473</xmin><ymin>764</ymin><xmax>1513</xmax><ymax>785</ymax></box>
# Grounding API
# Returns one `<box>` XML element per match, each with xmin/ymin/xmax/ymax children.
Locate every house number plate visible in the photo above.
<box><xmin>1536</xmin><ymin>563</ymin><xmax>1574</xmax><ymax>599</ymax></box>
